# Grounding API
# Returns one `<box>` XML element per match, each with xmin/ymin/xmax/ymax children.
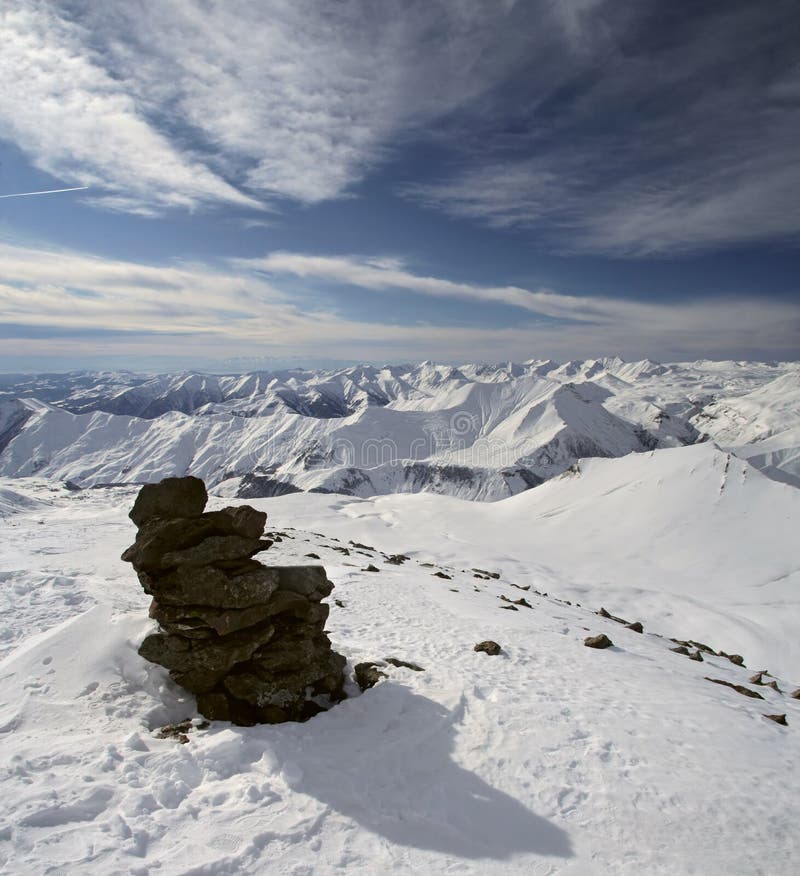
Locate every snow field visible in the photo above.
<box><xmin>0</xmin><ymin>466</ymin><xmax>798</xmax><ymax>874</ymax></box>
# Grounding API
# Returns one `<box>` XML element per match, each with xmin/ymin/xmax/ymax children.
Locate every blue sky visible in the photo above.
<box><xmin>1</xmin><ymin>0</ymin><xmax>798</xmax><ymax>371</ymax></box>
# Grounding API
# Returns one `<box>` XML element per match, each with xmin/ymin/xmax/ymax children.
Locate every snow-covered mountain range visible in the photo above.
<box><xmin>1</xmin><ymin>357</ymin><xmax>798</xmax><ymax>498</ymax></box>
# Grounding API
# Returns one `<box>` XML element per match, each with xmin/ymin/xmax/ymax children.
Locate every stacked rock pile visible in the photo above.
<box><xmin>121</xmin><ymin>476</ymin><xmax>346</xmax><ymax>725</ymax></box>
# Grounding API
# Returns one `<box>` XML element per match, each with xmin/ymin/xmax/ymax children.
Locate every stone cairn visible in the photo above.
<box><xmin>121</xmin><ymin>476</ymin><xmax>346</xmax><ymax>725</ymax></box>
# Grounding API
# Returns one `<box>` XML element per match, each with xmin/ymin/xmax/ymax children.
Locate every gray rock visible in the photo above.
<box><xmin>274</xmin><ymin>566</ymin><xmax>333</xmax><ymax>602</ymax></box>
<box><xmin>151</xmin><ymin>600</ymin><xmax>278</xmax><ymax>637</ymax></box>
<box><xmin>139</xmin><ymin>621</ymin><xmax>275</xmax><ymax>691</ymax></box>
<box><xmin>129</xmin><ymin>476</ymin><xmax>207</xmax><ymax>526</ymax></box>
<box><xmin>384</xmin><ymin>657</ymin><xmax>425</xmax><ymax>671</ymax></box>
<box><xmin>704</xmin><ymin>677</ymin><xmax>763</xmax><ymax>699</ymax></box>
<box><xmin>141</xmin><ymin>565</ymin><xmax>280</xmax><ymax>608</ymax></box>
<box><xmin>161</xmin><ymin>535</ymin><xmax>270</xmax><ymax>568</ymax></box>
<box><xmin>626</xmin><ymin>621</ymin><xmax>644</xmax><ymax>633</ymax></box>
<box><xmin>584</xmin><ymin>634</ymin><xmax>613</xmax><ymax>649</ymax></box>
<box><xmin>474</xmin><ymin>640</ymin><xmax>502</xmax><ymax>656</ymax></box>
<box><xmin>764</xmin><ymin>713</ymin><xmax>787</xmax><ymax>725</ymax></box>
<box><xmin>354</xmin><ymin>661</ymin><xmax>388</xmax><ymax>691</ymax></box>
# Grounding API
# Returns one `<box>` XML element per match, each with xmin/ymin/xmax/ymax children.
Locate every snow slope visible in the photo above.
<box><xmin>0</xmin><ymin>456</ymin><xmax>798</xmax><ymax>875</ymax></box>
<box><xmin>1</xmin><ymin>358</ymin><xmax>797</xmax><ymax>499</ymax></box>
<box><xmin>262</xmin><ymin>443</ymin><xmax>800</xmax><ymax>679</ymax></box>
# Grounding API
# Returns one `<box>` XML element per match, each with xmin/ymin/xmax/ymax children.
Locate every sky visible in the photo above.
<box><xmin>1</xmin><ymin>0</ymin><xmax>799</xmax><ymax>372</ymax></box>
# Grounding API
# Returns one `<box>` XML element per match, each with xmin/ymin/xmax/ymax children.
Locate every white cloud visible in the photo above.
<box><xmin>0</xmin><ymin>1</ymin><xmax>587</xmax><ymax>213</ymax></box>
<box><xmin>401</xmin><ymin>2</ymin><xmax>800</xmax><ymax>255</ymax></box>
<box><xmin>0</xmin><ymin>6</ymin><xmax>260</xmax><ymax>214</ymax></box>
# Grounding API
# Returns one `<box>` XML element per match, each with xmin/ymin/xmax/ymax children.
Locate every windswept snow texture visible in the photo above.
<box><xmin>0</xmin><ymin>358</ymin><xmax>798</xmax><ymax>498</ymax></box>
<box><xmin>0</xmin><ymin>472</ymin><xmax>798</xmax><ymax>874</ymax></box>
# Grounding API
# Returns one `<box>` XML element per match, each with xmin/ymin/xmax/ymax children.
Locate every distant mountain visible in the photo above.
<box><xmin>1</xmin><ymin>358</ymin><xmax>797</xmax><ymax>498</ymax></box>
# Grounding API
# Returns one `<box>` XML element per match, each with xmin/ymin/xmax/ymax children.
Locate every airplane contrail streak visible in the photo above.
<box><xmin>0</xmin><ymin>186</ymin><xmax>89</xmax><ymax>199</ymax></box>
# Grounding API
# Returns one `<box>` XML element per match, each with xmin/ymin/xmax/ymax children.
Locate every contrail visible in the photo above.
<box><xmin>0</xmin><ymin>186</ymin><xmax>89</xmax><ymax>200</ymax></box>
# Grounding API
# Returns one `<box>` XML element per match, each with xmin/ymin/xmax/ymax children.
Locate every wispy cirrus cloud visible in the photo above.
<box><xmin>402</xmin><ymin>1</ymin><xmax>800</xmax><ymax>255</ymax></box>
<box><xmin>0</xmin><ymin>1</ymin><xmax>601</xmax><ymax>215</ymax></box>
<box><xmin>2</xmin><ymin>242</ymin><xmax>798</xmax><ymax>365</ymax></box>
<box><xmin>0</xmin><ymin>6</ymin><xmax>261</xmax><ymax>214</ymax></box>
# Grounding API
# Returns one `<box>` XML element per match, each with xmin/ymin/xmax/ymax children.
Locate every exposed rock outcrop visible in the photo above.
<box><xmin>122</xmin><ymin>476</ymin><xmax>346</xmax><ymax>725</ymax></box>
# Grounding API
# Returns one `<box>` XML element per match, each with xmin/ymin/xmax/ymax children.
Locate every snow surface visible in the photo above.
<box><xmin>1</xmin><ymin>451</ymin><xmax>798</xmax><ymax>875</ymax></box>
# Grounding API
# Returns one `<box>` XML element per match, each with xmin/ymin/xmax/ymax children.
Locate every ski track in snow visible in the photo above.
<box><xmin>0</xmin><ymin>475</ymin><xmax>798</xmax><ymax>875</ymax></box>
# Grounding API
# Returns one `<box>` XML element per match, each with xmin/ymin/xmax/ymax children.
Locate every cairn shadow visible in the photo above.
<box><xmin>264</xmin><ymin>682</ymin><xmax>573</xmax><ymax>860</ymax></box>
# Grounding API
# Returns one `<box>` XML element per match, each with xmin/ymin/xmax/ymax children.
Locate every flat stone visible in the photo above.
<box><xmin>129</xmin><ymin>476</ymin><xmax>207</xmax><ymax>526</ymax></box>
<box><xmin>205</xmin><ymin>505</ymin><xmax>267</xmax><ymax>539</ymax></box>
<box><xmin>151</xmin><ymin>600</ymin><xmax>278</xmax><ymax>637</ymax></box>
<box><xmin>140</xmin><ymin>565</ymin><xmax>280</xmax><ymax>608</ymax></box>
<box><xmin>161</xmin><ymin>535</ymin><xmax>271</xmax><ymax>568</ymax></box>
<box><xmin>122</xmin><ymin>516</ymin><xmax>222</xmax><ymax>571</ymax></box>
<box><xmin>139</xmin><ymin>625</ymin><xmax>274</xmax><ymax>693</ymax></box>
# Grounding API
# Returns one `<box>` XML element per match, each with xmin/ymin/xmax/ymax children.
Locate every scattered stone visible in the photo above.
<box><xmin>330</xmin><ymin>545</ymin><xmax>351</xmax><ymax>555</ymax></box>
<box><xmin>354</xmin><ymin>662</ymin><xmax>387</xmax><ymax>691</ymax></box>
<box><xmin>670</xmin><ymin>646</ymin><xmax>690</xmax><ymax>655</ymax></box>
<box><xmin>433</xmin><ymin>571</ymin><xmax>452</xmax><ymax>580</ymax></box>
<box><xmin>471</xmin><ymin>568</ymin><xmax>500</xmax><ymax>579</ymax></box>
<box><xmin>334</xmin><ymin>599</ymin><xmax>346</xmax><ymax>608</ymax></box>
<box><xmin>385</xmin><ymin>554</ymin><xmax>409</xmax><ymax>565</ymax></box>
<box><xmin>791</xmin><ymin>689</ymin><xmax>800</xmax><ymax>699</ymax></box>
<box><xmin>704</xmin><ymin>677</ymin><xmax>763</xmax><ymax>699</ymax></box>
<box><xmin>584</xmin><ymin>634</ymin><xmax>613</xmax><ymax>649</ymax></box>
<box><xmin>500</xmin><ymin>604</ymin><xmax>519</xmax><ymax>611</ymax></box>
<box><xmin>626</xmin><ymin>622</ymin><xmax>644</xmax><ymax>633</ymax></box>
<box><xmin>510</xmin><ymin>583</ymin><xmax>530</xmax><ymax>591</ymax></box>
<box><xmin>474</xmin><ymin>640</ymin><xmax>502</xmax><ymax>656</ymax></box>
<box><xmin>720</xmin><ymin>652</ymin><xmax>745</xmax><ymax>667</ymax></box>
<box><xmin>305</xmin><ymin>552</ymin><xmax>321</xmax><ymax>559</ymax></box>
<box><xmin>363</xmin><ymin>564</ymin><xmax>380</xmax><ymax>572</ymax></box>
<box><xmin>156</xmin><ymin>718</ymin><xmax>210</xmax><ymax>744</ymax></box>
<box><xmin>598</xmin><ymin>607</ymin><xmax>628</xmax><ymax>624</ymax></box>
<box><xmin>512</xmin><ymin>597</ymin><xmax>532</xmax><ymax>609</ymax></box>
<box><xmin>688</xmin><ymin>650</ymin><xmax>704</xmax><ymax>662</ymax></box>
<box><xmin>384</xmin><ymin>657</ymin><xmax>425</xmax><ymax>672</ymax></box>
<box><xmin>420</xmin><ymin>562</ymin><xmax>435</xmax><ymax>568</ymax></box>
<box><xmin>765</xmin><ymin>680</ymin><xmax>782</xmax><ymax>693</ymax></box>
<box><xmin>749</xmin><ymin>672</ymin><xmax>764</xmax><ymax>685</ymax></box>
<box><xmin>349</xmin><ymin>540</ymin><xmax>376</xmax><ymax>551</ymax></box>
<box><xmin>764</xmin><ymin>713</ymin><xmax>787</xmax><ymax>726</ymax></box>
<box><xmin>123</xmin><ymin>477</ymin><xmax>346</xmax><ymax>726</ymax></box>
